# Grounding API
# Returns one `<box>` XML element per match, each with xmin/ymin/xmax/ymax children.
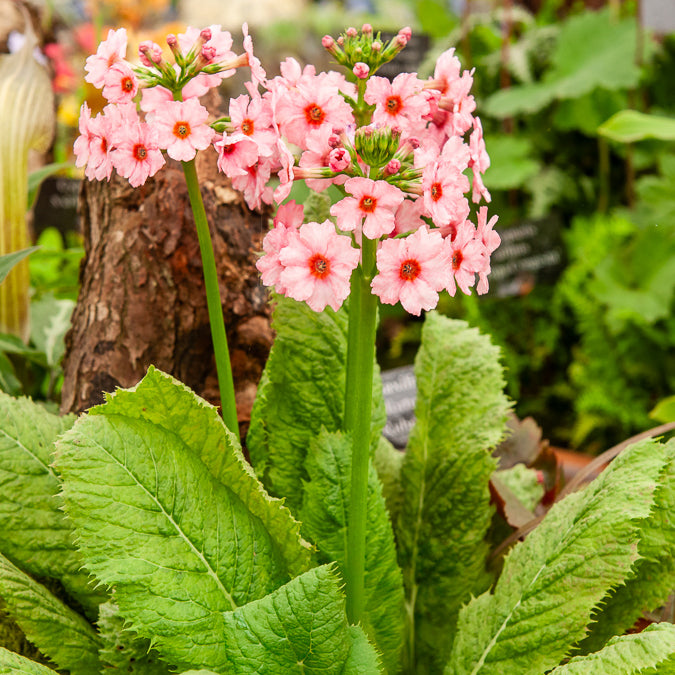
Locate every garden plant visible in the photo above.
<box><xmin>1</xmin><ymin>18</ymin><xmax>675</xmax><ymax>675</ymax></box>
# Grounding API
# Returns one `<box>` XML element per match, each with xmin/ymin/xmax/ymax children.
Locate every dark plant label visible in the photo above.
<box><xmin>381</xmin><ymin>364</ymin><xmax>416</xmax><ymax>449</ymax></box>
<box><xmin>377</xmin><ymin>33</ymin><xmax>430</xmax><ymax>80</ymax></box>
<box><xmin>488</xmin><ymin>215</ymin><xmax>566</xmax><ymax>297</ymax></box>
<box><xmin>33</xmin><ymin>177</ymin><xmax>81</xmax><ymax>239</ymax></box>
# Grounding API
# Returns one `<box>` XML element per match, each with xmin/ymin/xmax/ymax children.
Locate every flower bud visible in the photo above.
<box><xmin>346</xmin><ymin>27</ymin><xmax>358</xmax><ymax>38</ymax></box>
<box><xmin>355</xmin><ymin>125</ymin><xmax>401</xmax><ymax>168</ymax></box>
<box><xmin>362</xmin><ymin>23</ymin><xmax>373</xmax><ymax>35</ymax></box>
<box><xmin>138</xmin><ymin>40</ymin><xmax>163</xmax><ymax>68</ymax></box>
<box><xmin>385</xmin><ymin>158</ymin><xmax>401</xmax><ymax>175</ymax></box>
<box><xmin>328</xmin><ymin>147</ymin><xmax>350</xmax><ymax>172</ymax></box>
<box><xmin>353</xmin><ymin>62</ymin><xmax>369</xmax><ymax>79</ymax></box>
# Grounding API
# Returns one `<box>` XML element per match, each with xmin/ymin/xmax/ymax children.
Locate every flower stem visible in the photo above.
<box><xmin>181</xmin><ymin>158</ymin><xmax>239</xmax><ymax>439</ymax></box>
<box><xmin>344</xmin><ymin>235</ymin><xmax>378</xmax><ymax>625</ymax></box>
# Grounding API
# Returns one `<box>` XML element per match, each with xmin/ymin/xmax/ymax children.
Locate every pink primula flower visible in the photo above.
<box><xmin>73</xmin><ymin>102</ymin><xmax>113</xmax><ymax>181</ymax></box>
<box><xmin>278</xmin><ymin>221</ymin><xmax>360</xmax><ymax>312</ymax></box>
<box><xmin>469</xmin><ymin>117</ymin><xmax>491</xmax><ymax>203</ymax></box>
<box><xmin>102</xmin><ymin>61</ymin><xmax>138</xmax><ymax>104</ymax></box>
<box><xmin>273</xmin><ymin>139</ymin><xmax>297</xmax><ymax>204</ymax></box>
<box><xmin>110</xmin><ymin>120</ymin><xmax>165</xmax><ymax>188</ymax></box>
<box><xmin>422</xmin><ymin>160</ymin><xmax>470</xmax><ymax>225</ymax></box>
<box><xmin>215</xmin><ymin>133</ymin><xmax>259</xmax><ymax>178</ymax></box>
<box><xmin>371</xmin><ymin>226</ymin><xmax>451</xmax><ymax>316</ymax></box>
<box><xmin>445</xmin><ymin>219</ymin><xmax>486</xmax><ymax>296</ymax></box>
<box><xmin>84</xmin><ymin>28</ymin><xmax>127</xmax><ymax>88</ymax></box>
<box><xmin>365</xmin><ymin>73</ymin><xmax>429</xmax><ymax>136</ymax></box>
<box><xmin>242</xmin><ymin>23</ymin><xmax>267</xmax><ymax>88</ymax></box>
<box><xmin>330</xmin><ymin>177</ymin><xmax>405</xmax><ymax>239</ymax></box>
<box><xmin>229</xmin><ymin>94</ymin><xmax>276</xmax><ymax>157</ymax></box>
<box><xmin>475</xmin><ymin>206</ymin><xmax>500</xmax><ymax>294</ymax></box>
<box><xmin>231</xmin><ymin>160</ymin><xmax>273</xmax><ymax>210</ymax></box>
<box><xmin>274</xmin><ymin>79</ymin><xmax>354</xmax><ymax>149</ymax></box>
<box><xmin>154</xmin><ymin>98</ymin><xmax>215</xmax><ymax>162</ymax></box>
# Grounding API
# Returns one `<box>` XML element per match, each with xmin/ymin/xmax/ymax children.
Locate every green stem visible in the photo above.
<box><xmin>344</xmin><ymin>235</ymin><xmax>378</xmax><ymax>625</ymax></box>
<box><xmin>181</xmin><ymin>158</ymin><xmax>239</xmax><ymax>439</ymax></box>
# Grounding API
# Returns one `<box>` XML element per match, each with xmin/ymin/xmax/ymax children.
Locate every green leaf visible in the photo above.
<box><xmin>0</xmin><ymin>552</ymin><xmax>101</xmax><ymax>673</ymax></box>
<box><xmin>92</xmin><ymin>366</ymin><xmax>312</xmax><ymax>577</ymax></box>
<box><xmin>485</xmin><ymin>10</ymin><xmax>640</xmax><ymax>117</ymax></box>
<box><xmin>0</xmin><ymin>392</ymin><xmax>99</xmax><ymax>613</ymax></box>
<box><xmin>598</xmin><ymin>110</ymin><xmax>675</xmax><ymax>143</ymax></box>
<box><xmin>54</xmin><ymin>369</ymin><xmax>311</xmax><ymax>671</ymax></box>
<box><xmin>97</xmin><ymin>601</ymin><xmax>172</xmax><ymax>674</ymax></box>
<box><xmin>221</xmin><ymin>565</ymin><xmax>382</xmax><ymax>674</ymax></box>
<box><xmin>577</xmin><ymin>440</ymin><xmax>675</xmax><ymax>654</ymax></box>
<box><xmin>550</xmin><ymin>623</ymin><xmax>675</xmax><ymax>674</ymax></box>
<box><xmin>27</xmin><ymin>163</ymin><xmax>73</xmax><ymax>210</ymax></box>
<box><xmin>247</xmin><ymin>296</ymin><xmax>386</xmax><ymax>515</ymax></box>
<box><xmin>482</xmin><ymin>135</ymin><xmax>541</xmax><ymax>191</ymax></box>
<box><xmin>0</xmin><ymin>648</ymin><xmax>59</xmax><ymax>674</ymax></box>
<box><xmin>300</xmin><ymin>430</ymin><xmax>404</xmax><ymax>671</ymax></box>
<box><xmin>0</xmin><ymin>248</ymin><xmax>40</xmax><ymax>285</ymax></box>
<box><xmin>447</xmin><ymin>438</ymin><xmax>670</xmax><ymax>675</ymax></box>
<box><xmin>417</xmin><ymin>0</ymin><xmax>458</xmax><ymax>38</ymax></box>
<box><xmin>372</xmin><ymin>436</ymin><xmax>404</xmax><ymax>523</ymax></box>
<box><xmin>30</xmin><ymin>296</ymin><xmax>75</xmax><ymax>368</ymax></box>
<box><xmin>397</xmin><ymin>313</ymin><xmax>510</xmax><ymax>672</ymax></box>
<box><xmin>493</xmin><ymin>463</ymin><xmax>544</xmax><ymax>512</ymax></box>
<box><xmin>650</xmin><ymin>396</ymin><xmax>675</xmax><ymax>423</ymax></box>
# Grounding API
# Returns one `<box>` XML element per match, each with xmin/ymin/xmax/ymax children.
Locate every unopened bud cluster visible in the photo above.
<box><xmin>322</xmin><ymin>24</ymin><xmax>411</xmax><ymax>77</ymax></box>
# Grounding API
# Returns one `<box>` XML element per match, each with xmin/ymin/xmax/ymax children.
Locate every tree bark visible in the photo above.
<box><xmin>60</xmin><ymin>148</ymin><xmax>273</xmax><ymax>438</ymax></box>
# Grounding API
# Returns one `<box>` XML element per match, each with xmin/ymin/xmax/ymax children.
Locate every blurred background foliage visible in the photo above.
<box><xmin>1</xmin><ymin>0</ymin><xmax>674</xmax><ymax>453</ymax></box>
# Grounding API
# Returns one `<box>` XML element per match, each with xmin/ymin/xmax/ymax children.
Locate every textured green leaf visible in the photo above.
<box><xmin>578</xmin><ymin>440</ymin><xmax>675</xmax><ymax>654</ymax></box>
<box><xmin>447</xmin><ymin>438</ymin><xmax>669</xmax><ymax>675</ymax></box>
<box><xmin>54</xmin><ymin>370</ymin><xmax>312</xmax><ymax>671</ymax></box>
<box><xmin>598</xmin><ymin>110</ymin><xmax>675</xmax><ymax>143</ymax></box>
<box><xmin>0</xmin><ymin>392</ymin><xmax>100</xmax><ymax>614</ymax></box>
<box><xmin>485</xmin><ymin>10</ymin><xmax>640</xmax><ymax>117</ymax></box>
<box><xmin>0</xmin><ymin>552</ymin><xmax>101</xmax><ymax>673</ymax></box>
<box><xmin>300</xmin><ymin>430</ymin><xmax>404</xmax><ymax>672</ymax></box>
<box><xmin>91</xmin><ymin>366</ymin><xmax>312</xmax><ymax>577</ymax></box>
<box><xmin>550</xmin><ymin>623</ymin><xmax>675</xmax><ymax>675</ymax></box>
<box><xmin>0</xmin><ymin>648</ymin><xmax>58</xmax><ymax>674</ymax></box>
<box><xmin>247</xmin><ymin>296</ymin><xmax>386</xmax><ymax>514</ymax></box>
<box><xmin>372</xmin><ymin>436</ymin><xmax>404</xmax><ymax>524</ymax></box>
<box><xmin>221</xmin><ymin>565</ymin><xmax>382</xmax><ymax>674</ymax></box>
<box><xmin>97</xmin><ymin>601</ymin><xmax>172</xmax><ymax>674</ymax></box>
<box><xmin>493</xmin><ymin>463</ymin><xmax>544</xmax><ymax>512</ymax></box>
<box><xmin>397</xmin><ymin>313</ymin><xmax>510</xmax><ymax>672</ymax></box>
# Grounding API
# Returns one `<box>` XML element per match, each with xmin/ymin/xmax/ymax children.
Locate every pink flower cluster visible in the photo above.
<box><xmin>74</xmin><ymin>26</ymin><xmax>248</xmax><ymax>186</ymax></box>
<box><xmin>74</xmin><ymin>23</ymin><xmax>500</xmax><ymax>316</ymax></box>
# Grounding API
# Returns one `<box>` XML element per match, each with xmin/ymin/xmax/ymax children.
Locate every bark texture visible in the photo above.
<box><xmin>60</xmin><ymin>149</ymin><xmax>273</xmax><ymax>437</ymax></box>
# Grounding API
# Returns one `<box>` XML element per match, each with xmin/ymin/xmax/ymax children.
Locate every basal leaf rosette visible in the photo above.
<box><xmin>53</xmin><ymin>367</ymin><xmax>314</xmax><ymax>672</ymax></box>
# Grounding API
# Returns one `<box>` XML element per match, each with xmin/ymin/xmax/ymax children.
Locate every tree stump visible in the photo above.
<box><xmin>60</xmin><ymin>148</ymin><xmax>273</xmax><ymax>438</ymax></box>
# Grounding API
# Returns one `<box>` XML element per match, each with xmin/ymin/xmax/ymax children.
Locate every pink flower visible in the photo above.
<box><xmin>469</xmin><ymin>117</ymin><xmax>491</xmax><ymax>203</ymax></box>
<box><xmin>110</xmin><ymin>120</ymin><xmax>165</xmax><ymax>188</ymax></box>
<box><xmin>353</xmin><ymin>62</ymin><xmax>370</xmax><ymax>79</ymax></box>
<box><xmin>215</xmin><ymin>133</ymin><xmax>259</xmax><ymax>177</ymax></box>
<box><xmin>153</xmin><ymin>99</ymin><xmax>215</xmax><ymax>162</ymax></box>
<box><xmin>242</xmin><ymin>23</ymin><xmax>267</xmax><ymax>88</ymax></box>
<box><xmin>298</xmin><ymin>126</ymin><xmax>344</xmax><ymax>192</ymax></box>
<box><xmin>74</xmin><ymin>102</ymin><xmax>113</xmax><ymax>181</ymax></box>
<box><xmin>392</xmin><ymin>197</ymin><xmax>426</xmax><ymax>236</ymax></box>
<box><xmin>365</xmin><ymin>73</ymin><xmax>429</xmax><ymax>135</ymax></box>
<box><xmin>273</xmin><ymin>139</ymin><xmax>297</xmax><ymax>204</ymax></box>
<box><xmin>178</xmin><ymin>25</ymin><xmax>237</xmax><ymax>82</ymax></box>
<box><xmin>278</xmin><ymin>221</ymin><xmax>359</xmax><ymax>312</ymax></box>
<box><xmin>445</xmin><ymin>219</ymin><xmax>485</xmax><ymax>296</ymax></box>
<box><xmin>475</xmin><ymin>206</ymin><xmax>500</xmax><ymax>294</ymax></box>
<box><xmin>274</xmin><ymin>79</ymin><xmax>354</xmax><ymax>149</ymax></box>
<box><xmin>425</xmin><ymin>48</ymin><xmax>461</xmax><ymax>96</ymax></box>
<box><xmin>231</xmin><ymin>160</ymin><xmax>273</xmax><ymax>210</ymax></box>
<box><xmin>330</xmin><ymin>177</ymin><xmax>405</xmax><ymax>239</ymax></box>
<box><xmin>84</xmin><ymin>28</ymin><xmax>127</xmax><ymax>88</ymax></box>
<box><xmin>229</xmin><ymin>94</ymin><xmax>277</xmax><ymax>157</ymax></box>
<box><xmin>102</xmin><ymin>61</ymin><xmax>138</xmax><ymax>103</ymax></box>
<box><xmin>371</xmin><ymin>226</ymin><xmax>451</xmax><ymax>316</ymax></box>
<box><xmin>255</xmin><ymin>200</ymin><xmax>305</xmax><ymax>293</ymax></box>
<box><xmin>422</xmin><ymin>160</ymin><xmax>470</xmax><ymax>225</ymax></box>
